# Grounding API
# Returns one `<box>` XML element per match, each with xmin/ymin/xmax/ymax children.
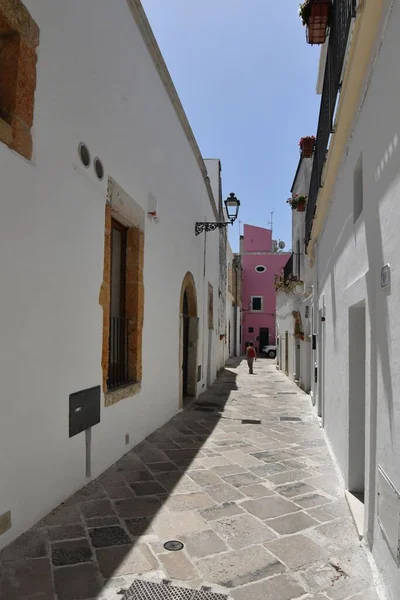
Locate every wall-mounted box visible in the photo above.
<box><xmin>69</xmin><ymin>386</ymin><xmax>101</xmax><ymax>438</ymax></box>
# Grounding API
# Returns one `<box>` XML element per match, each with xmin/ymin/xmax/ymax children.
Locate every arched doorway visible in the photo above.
<box><xmin>179</xmin><ymin>273</ymin><xmax>198</xmax><ymax>408</ymax></box>
<box><xmin>182</xmin><ymin>291</ymin><xmax>190</xmax><ymax>397</ymax></box>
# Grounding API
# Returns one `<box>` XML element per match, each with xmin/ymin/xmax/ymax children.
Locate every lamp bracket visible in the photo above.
<box><xmin>195</xmin><ymin>221</ymin><xmax>233</xmax><ymax>236</ymax></box>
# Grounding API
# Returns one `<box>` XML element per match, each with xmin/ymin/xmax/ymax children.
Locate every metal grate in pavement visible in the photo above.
<box><xmin>125</xmin><ymin>580</ymin><xmax>229</xmax><ymax>600</ymax></box>
<box><xmin>280</xmin><ymin>416</ymin><xmax>302</xmax><ymax>421</ymax></box>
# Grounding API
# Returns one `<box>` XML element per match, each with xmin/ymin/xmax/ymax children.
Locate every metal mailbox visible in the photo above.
<box><xmin>69</xmin><ymin>385</ymin><xmax>101</xmax><ymax>438</ymax></box>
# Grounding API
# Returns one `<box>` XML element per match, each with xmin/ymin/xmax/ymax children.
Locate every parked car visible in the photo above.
<box><xmin>262</xmin><ymin>345</ymin><xmax>276</xmax><ymax>358</ymax></box>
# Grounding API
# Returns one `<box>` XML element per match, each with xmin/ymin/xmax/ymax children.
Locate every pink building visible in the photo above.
<box><xmin>241</xmin><ymin>224</ymin><xmax>290</xmax><ymax>353</ymax></box>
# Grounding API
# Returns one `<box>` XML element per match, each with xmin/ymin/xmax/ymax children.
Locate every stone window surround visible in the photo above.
<box><xmin>99</xmin><ymin>202</ymin><xmax>144</xmax><ymax>407</ymax></box>
<box><xmin>0</xmin><ymin>0</ymin><xmax>39</xmax><ymax>160</ymax></box>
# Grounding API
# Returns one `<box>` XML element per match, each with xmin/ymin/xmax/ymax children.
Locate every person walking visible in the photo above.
<box><xmin>246</xmin><ymin>342</ymin><xmax>257</xmax><ymax>374</ymax></box>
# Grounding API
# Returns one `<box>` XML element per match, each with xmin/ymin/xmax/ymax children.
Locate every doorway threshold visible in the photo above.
<box><xmin>345</xmin><ymin>490</ymin><xmax>364</xmax><ymax>540</ymax></box>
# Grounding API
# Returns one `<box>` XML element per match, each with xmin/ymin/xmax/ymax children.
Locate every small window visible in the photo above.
<box><xmin>354</xmin><ymin>154</ymin><xmax>363</xmax><ymax>223</ymax></box>
<box><xmin>248</xmin><ymin>327</ymin><xmax>254</xmax><ymax>333</ymax></box>
<box><xmin>94</xmin><ymin>157</ymin><xmax>104</xmax><ymax>180</ymax></box>
<box><xmin>78</xmin><ymin>143</ymin><xmax>91</xmax><ymax>168</ymax></box>
<box><xmin>255</xmin><ymin>265</ymin><xmax>266</xmax><ymax>273</ymax></box>
<box><xmin>251</xmin><ymin>296</ymin><xmax>263</xmax><ymax>311</ymax></box>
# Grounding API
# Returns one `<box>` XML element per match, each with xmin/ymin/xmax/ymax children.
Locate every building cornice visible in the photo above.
<box><xmin>307</xmin><ymin>0</ymin><xmax>385</xmax><ymax>264</ymax></box>
<box><xmin>126</xmin><ymin>0</ymin><xmax>218</xmax><ymax>220</ymax></box>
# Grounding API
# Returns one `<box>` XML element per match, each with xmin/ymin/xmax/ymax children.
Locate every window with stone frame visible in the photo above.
<box><xmin>100</xmin><ymin>204</ymin><xmax>144</xmax><ymax>406</ymax></box>
<box><xmin>0</xmin><ymin>0</ymin><xmax>39</xmax><ymax>159</ymax></box>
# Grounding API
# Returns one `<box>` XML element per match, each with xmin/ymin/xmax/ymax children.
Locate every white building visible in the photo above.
<box><xmin>0</xmin><ymin>0</ymin><xmax>235</xmax><ymax>549</ymax></box>
<box><xmin>276</xmin><ymin>156</ymin><xmax>313</xmax><ymax>393</ymax></box>
<box><xmin>303</xmin><ymin>0</ymin><xmax>400</xmax><ymax>597</ymax></box>
<box><xmin>226</xmin><ymin>244</ymin><xmax>241</xmax><ymax>360</ymax></box>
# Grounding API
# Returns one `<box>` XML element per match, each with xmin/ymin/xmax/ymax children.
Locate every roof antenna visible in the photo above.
<box><xmin>268</xmin><ymin>211</ymin><xmax>274</xmax><ymax>235</ymax></box>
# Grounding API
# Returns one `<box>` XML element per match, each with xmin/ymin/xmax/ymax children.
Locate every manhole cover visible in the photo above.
<box><xmin>125</xmin><ymin>580</ymin><xmax>229</xmax><ymax>600</ymax></box>
<box><xmin>280</xmin><ymin>416</ymin><xmax>302</xmax><ymax>421</ymax></box>
<box><xmin>163</xmin><ymin>540</ymin><xmax>184</xmax><ymax>551</ymax></box>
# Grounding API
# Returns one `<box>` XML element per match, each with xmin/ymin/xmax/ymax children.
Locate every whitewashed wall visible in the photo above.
<box><xmin>276</xmin><ymin>158</ymin><xmax>313</xmax><ymax>392</ymax></box>
<box><xmin>0</xmin><ymin>0</ymin><xmax>223</xmax><ymax>549</ymax></box>
<box><xmin>315</xmin><ymin>2</ymin><xmax>400</xmax><ymax>595</ymax></box>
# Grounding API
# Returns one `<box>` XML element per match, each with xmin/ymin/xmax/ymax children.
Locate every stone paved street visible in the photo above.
<box><xmin>0</xmin><ymin>359</ymin><xmax>381</xmax><ymax>600</ymax></box>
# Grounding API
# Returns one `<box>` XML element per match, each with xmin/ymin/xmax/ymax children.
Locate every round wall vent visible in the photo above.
<box><xmin>78</xmin><ymin>143</ymin><xmax>90</xmax><ymax>168</ymax></box>
<box><xmin>255</xmin><ymin>265</ymin><xmax>266</xmax><ymax>273</ymax></box>
<box><xmin>94</xmin><ymin>157</ymin><xmax>104</xmax><ymax>180</ymax></box>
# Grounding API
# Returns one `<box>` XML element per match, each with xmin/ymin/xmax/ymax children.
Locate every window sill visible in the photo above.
<box><xmin>105</xmin><ymin>381</ymin><xmax>141</xmax><ymax>407</ymax></box>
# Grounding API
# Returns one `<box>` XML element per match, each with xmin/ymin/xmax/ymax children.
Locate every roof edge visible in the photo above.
<box><xmin>126</xmin><ymin>0</ymin><xmax>218</xmax><ymax>219</ymax></box>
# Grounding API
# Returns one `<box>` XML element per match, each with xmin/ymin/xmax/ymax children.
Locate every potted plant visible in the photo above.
<box><xmin>296</xmin><ymin>195</ymin><xmax>307</xmax><ymax>212</ymax></box>
<box><xmin>299</xmin><ymin>135</ymin><xmax>315</xmax><ymax>157</ymax></box>
<box><xmin>299</xmin><ymin>0</ymin><xmax>332</xmax><ymax>45</ymax></box>
<box><xmin>287</xmin><ymin>194</ymin><xmax>307</xmax><ymax>212</ymax></box>
<box><xmin>274</xmin><ymin>271</ymin><xmax>285</xmax><ymax>292</ymax></box>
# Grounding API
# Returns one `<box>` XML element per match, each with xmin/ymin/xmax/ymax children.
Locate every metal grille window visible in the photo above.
<box><xmin>108</xmin><ymin>219</ymin><xmax>130</xmax><ymax>390</ymax></box>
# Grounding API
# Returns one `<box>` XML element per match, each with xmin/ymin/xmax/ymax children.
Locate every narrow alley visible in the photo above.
<box><xmin>0</xmin><ymin>359</ymin><xmax>380</xmax><ymax>600</ymax></box>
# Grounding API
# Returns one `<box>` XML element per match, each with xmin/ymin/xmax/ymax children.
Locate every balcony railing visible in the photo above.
<box><xmin>305</xmin><ymin>0</ymin><xmax>356</xmax><ymax>249</ymax></box>
<box><xmin>284</xmin><ymin>253</ymin><xmax>294</xmax><ymax>281</ymax></box>
<box><xmin>108</xmin><ymin>316</ymin><xmax>129</xmax><ymax>390</ymax></box>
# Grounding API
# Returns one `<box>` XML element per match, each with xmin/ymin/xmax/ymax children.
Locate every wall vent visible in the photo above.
<box><xmin>94</xmin><ymin>156</ymin><xmax>104</xmax><ymax>180</ymax></box>
<box><xmin>78</xmin><ymin>143</ymin><xmax>90</xmax><ymax>168</ymax></box>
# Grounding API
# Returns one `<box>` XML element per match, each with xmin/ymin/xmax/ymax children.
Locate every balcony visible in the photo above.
<box><xmin>284</xmin><ymin>253</ymin><xmax>294</xmax><ymax>281</ymax></box>
<box><xmin>305</xmin><ymin>0</ymin><xmax>356</xmax><ymax>249</ymax></box>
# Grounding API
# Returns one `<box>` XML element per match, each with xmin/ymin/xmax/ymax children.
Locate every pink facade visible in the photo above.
<box><xmin>241</xmin><ymin>225</ymin><xmax>290</xmax><ymax>353</ymax></box>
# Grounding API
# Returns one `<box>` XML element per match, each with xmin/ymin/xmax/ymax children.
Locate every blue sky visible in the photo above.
<box><xmin>141</xmin><ymin>0</ymin><xmax>321</xmax><ymax>252</ymax></box>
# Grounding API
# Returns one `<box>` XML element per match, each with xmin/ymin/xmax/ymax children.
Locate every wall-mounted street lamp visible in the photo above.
<box><xmin>195</xmin><ymin>193</ymin><xmax>240</xmax><ymax>235</ymax></box>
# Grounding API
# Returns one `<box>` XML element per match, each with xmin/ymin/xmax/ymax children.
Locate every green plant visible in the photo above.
<box><xmin>299</xmin><ymin>0</ymin><xmax>312</xmax><ymax>25</ymax></box>
<box><xmin>274</xmin><ymin>269</ymin><xmax>302</xmax><ymax>292</ymax></box>
<box><xmin>287</xmin><ymin>194</ymin><xmax>307</xmax><ymax>210</ymax></box>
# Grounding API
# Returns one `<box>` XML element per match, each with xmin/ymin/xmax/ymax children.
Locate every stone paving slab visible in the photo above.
<box><xmin>0</xmin><ymin>359</ymin><xmax>381</xmax><ymax>600</ymax></box>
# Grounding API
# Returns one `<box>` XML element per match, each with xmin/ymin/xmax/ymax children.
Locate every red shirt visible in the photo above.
<box><xmin>247</xmin><ymin>347</ymin><xmax>256</xmax><ymax>358</ymax></box>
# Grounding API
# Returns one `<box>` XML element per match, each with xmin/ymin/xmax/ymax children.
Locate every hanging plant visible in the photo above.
<box><xmin>296</xmin><ymin>195</ymin><xmax>307</xmax><ymax>212</ymax></box>
<box><xmin>299</xmin><ymin>0</ymin><xmax>312</xmax><ymax>25</ymax></box>
<box><xmin>299</xmin><ymin>136</ymin><xmax>316</xmax><ymax>157</ymax></box>
<box><xmin>287</xmin><ymin>194</ymin><xmax>307</xmax><ymax>212</ymax></box>
<box><xmin>299</xmin><ymin>0</ymin><xmax>332</xmax><ymax>45</ymax></box>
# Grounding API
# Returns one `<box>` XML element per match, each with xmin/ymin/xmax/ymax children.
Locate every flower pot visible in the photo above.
<box><xmin>300</xmin><ymin>137</ymin><xmax>315</xmax><ymax>158</ymax></box>
<box><xmin>306</xmin><ymin>0</ymin><xmax>331</xmax><ymax>45</ymax></box>
<box><xmin>297</xmin><ymin>200</ymin><xmax>306</xmax><ymax>212</ymax></box>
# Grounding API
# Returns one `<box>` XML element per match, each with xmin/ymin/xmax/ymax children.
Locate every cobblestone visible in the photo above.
<box><xmin>0</xmin><ymin>359</ymin><xmax>380</xmax><ymax>599</ymax></box>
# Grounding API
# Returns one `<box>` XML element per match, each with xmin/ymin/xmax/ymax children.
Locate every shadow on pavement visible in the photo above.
<box><xmin>0</xmin><ymin>359</ymin><xmax>242</xmax><ymax>600</ymax></box>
